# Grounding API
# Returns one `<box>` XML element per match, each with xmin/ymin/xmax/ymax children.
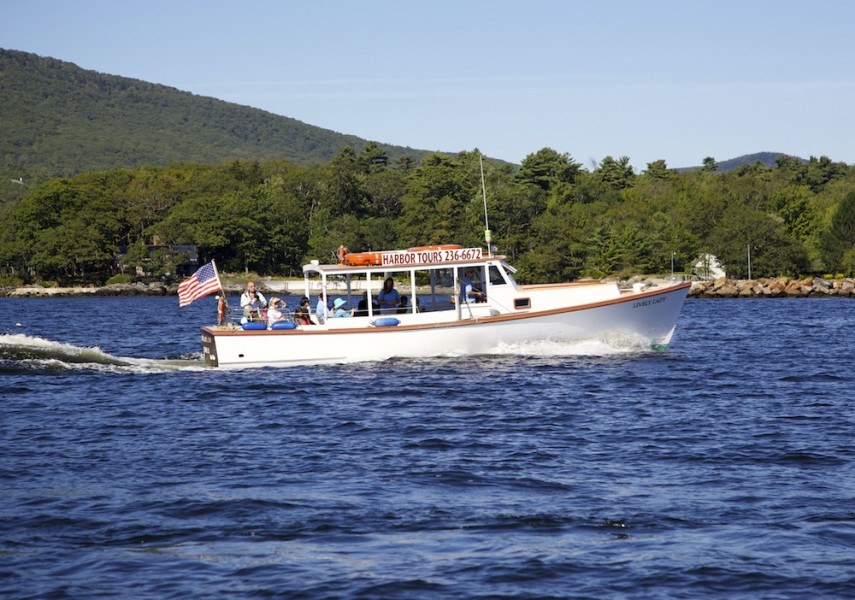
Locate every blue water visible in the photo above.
<box><xmin>1</xmin><ymin>297</ymin><xmax>853</xmax><ymax>599</ymax></box>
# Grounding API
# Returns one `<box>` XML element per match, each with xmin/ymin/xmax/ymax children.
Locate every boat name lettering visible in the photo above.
<box><xmin>381</xmin><ymin>247</ymin><xmax>483</xmax><ymax>266</ymax></box>
<box><xmin>633</xmin><ymin>297</ymin><xmax>666</xmax><ymax>309</ymax></box>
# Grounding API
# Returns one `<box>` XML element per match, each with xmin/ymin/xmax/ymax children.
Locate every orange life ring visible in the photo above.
<box><xmin>344</xmin><ymin>252</ymin><xmax>383</xmax><ymax>266</ymax></box>
<box><xmin>406</xmin><ymin>244</ymin><xmax>462</xmax><ymax>252</ymax></box>
<box><xmin>217</xmin><ymin>296</ymin><xmax>227</xmax><ymax>325</ymax></box>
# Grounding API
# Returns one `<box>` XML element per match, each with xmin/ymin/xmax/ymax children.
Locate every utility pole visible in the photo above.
<box><xmin>747</xmin><ymin>245</ymin><xmax>752</xmax><ymax>280</ymax></box>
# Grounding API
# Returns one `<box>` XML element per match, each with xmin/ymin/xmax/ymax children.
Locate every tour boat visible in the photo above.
<box><xmin>199</xmin><ymin>245</ymin><xmax>691</xmax><ymax>368</ymax></box>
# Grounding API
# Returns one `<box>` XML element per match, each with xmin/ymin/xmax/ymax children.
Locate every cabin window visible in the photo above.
<box><xmin>514</xmin><ymin>297</ymin><xmax>531</xmax><ymax>310</ymax></box>
<box><xmin>414</xmin><ymin>268</ymin><xmax>455</xmax><ymax>312</ymax></box>
<box><xmin>489</xmin><ymin>266</ymin><xmax>507</xmax><ymax>286</ymax></box>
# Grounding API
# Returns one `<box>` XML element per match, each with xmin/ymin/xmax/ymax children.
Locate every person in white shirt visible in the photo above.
<box><xmin>315</xmin><ymin>292</ymin><xmax>330</xmax><ymax>324</ymax></box>
<box><xmin>240</xmin><ymin>281</ymin><xmax>268</xmax><ymax>321</ymax></box>
<box><xmin>267</xmin><ymin>297</ymin><xmax>287</xmax><ymax>327</ymax></box>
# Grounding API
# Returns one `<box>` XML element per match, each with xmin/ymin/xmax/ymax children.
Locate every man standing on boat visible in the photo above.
<box><xmin>240</xmin><ymin>281</ymin><xmax>268</xmax><ymax>322</ymax></box>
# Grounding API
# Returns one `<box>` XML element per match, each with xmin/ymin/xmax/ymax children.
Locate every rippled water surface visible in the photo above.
<box><xmin>1</xmin><ymin>297</ymin><xmax>853</xmax><ymax>598</ymax></box>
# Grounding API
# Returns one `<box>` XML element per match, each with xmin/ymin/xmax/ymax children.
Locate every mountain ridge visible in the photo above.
<box><xmin>1</xmin><ymin>48</ymin><xmax>815</xmax><ymax>200</ymax></box>
<box><xmin>687</xmin><ymin>151</ymin><xmax>806</xmax><ymax>173</ymax></box>
<box><xmin>0</xmin><ymin>48</ymin><xmax>437</xmax><ymax>199</ymax></box>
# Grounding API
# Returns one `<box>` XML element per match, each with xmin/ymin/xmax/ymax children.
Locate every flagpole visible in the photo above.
<box><xmin>211</xmin><ymin>259</ymin><xmax>225</xmax><ymax>294</ymax></box>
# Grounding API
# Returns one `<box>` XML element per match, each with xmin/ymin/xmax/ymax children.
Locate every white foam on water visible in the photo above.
<box><xmin>490</xmin><ymin>332</ymin><xmax>654</xmax><ymax>357</ymax></box>
<box><xmin>0</xmin><ymin>333</ymin><xmax>207</xmax><ymax>373</ymax></box>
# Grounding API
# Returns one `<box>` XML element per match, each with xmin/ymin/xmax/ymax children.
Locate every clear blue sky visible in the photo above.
<box><xmin>3</xmin><ymin>0</ymin><xmax>854</xmax><ymax>169</ymax></box>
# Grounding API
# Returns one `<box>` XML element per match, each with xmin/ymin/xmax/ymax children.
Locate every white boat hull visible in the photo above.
<box><xmin>201</xmin><ymin>282</ymin><xmax>690</xmax><ymax>368</ymax></box>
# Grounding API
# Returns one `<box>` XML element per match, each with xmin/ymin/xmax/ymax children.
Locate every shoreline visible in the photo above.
<box><xmin>2</xmin><ymin>276</ymin><xmax>854</xmax><ymax>299</ymax></box>
<box><xmin>687</xmin><ymin>276</ymin><xmax>855</xmax><ymax>298</ymax></box>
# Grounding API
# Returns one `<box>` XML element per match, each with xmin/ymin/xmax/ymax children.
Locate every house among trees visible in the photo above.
<box><xmin>117</xmin><ymin>239</ymin><xmax>198</xmax><ymax>279</ymax></box>
<box><xmin>693</xmin><ymin>254</ymin><xmax>726</xmax><ymax>280</ymax></box>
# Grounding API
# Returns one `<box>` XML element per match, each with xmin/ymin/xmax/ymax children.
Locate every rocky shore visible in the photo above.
<box><xmin>688</xmin><ymin>277</ymin><xmax>855</xmax><ymax>298</ymax></box>
<box><xmin>2</xmin><ymin>277</ymin><xmax>854</xmax><ymax>298</ymax></box>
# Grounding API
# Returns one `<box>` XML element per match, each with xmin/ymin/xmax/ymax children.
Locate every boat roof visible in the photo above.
<box><xmin>303</xmin><ymin>246</ymin><xmax>508</xmax><ymax>277</ymax></box>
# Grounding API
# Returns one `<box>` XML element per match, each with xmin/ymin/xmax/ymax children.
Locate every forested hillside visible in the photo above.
<box><xmin>1</xmin><ymin>148</ymin><xmax>854</xmax><ymax>287</ymax></box>
<box><xmin>0</xmin><ymin>49</ymin><xmax>433</xmax><ymax>204</ymax></box>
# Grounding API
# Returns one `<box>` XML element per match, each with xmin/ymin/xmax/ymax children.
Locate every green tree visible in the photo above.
<box><xmin>397</xmin><ymin>153</ymin><xmax>474</xmax><ymax>247</ymax></box>
<box><xmin>6</xmin><ymin>175</ymin><xmax>122</xmax><ymax>283</ymax></box>
<box><xmin>820</xmin><ymin>191</ymin><xmax>855</xmax><ymax>273</ymax></box>
<box><xmin>260</xmin><ymin>173</ymin><xmax>312</xmax><ymax>273</ymax></box>
<box><xmin>771</xmin><ymin>185</ymin><xmax>820</xmax><ymax>244</ymax></box>
<box><xmin>483</xmin><ymin>176</ymin><xmax>544</xmax><ymax>262</ymax></box>
<box><xmin>328</xmin><ymin>147</ymin><xmax>365</xmax><ymax>217</ymax></box>
<box><xmin>116</xmin><ymin>168</ymin><xmax>180</xmax><ymax>244</ymax></box>
<box><xmin>358</xmin><ymin>141</ymin><xmax>389</xmax><ymax>173</ymax></box>
<box><xmin>593</xmin><ymin>156</ymin><xmax>635</xmax><ymax>190</ymax></box>
<box><xmin>708</xmin><ymin>206</ymin><xmax>808</xmax><ymax>278</ymax></box>
<box><xmin>804</xmin><ymin>156</ymin><xmax>848</xmax><ymax>193</ymax></box>
<box><xmin>516</xmin><ymin>148</ymin><xmax>582</xmax><ymax>191</ymax></box>
<box><xmin>643</xmin><ymin>159</ymin><xmax>673</xmax><ymax>181</ymax></box>
<box><xmin>701</xmin><ymin>156</ymin><xmax>718</xmax><ymax>172</ymax></box>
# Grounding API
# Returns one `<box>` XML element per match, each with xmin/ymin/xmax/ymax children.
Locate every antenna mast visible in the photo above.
<box><xmin>479</xmin><ymin>154</ymin><xmax>492</xmax><ymax>257</ymax></box>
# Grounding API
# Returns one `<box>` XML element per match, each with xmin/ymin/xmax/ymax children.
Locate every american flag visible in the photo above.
<box><xmin>178</xmin><ymin>261</ymin><xmax>222</xmax><ymax>307</ymax></box>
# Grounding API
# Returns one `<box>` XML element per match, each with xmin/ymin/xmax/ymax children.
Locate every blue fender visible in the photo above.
<box><xmin>371</xmin><ymin>317</ymin><xmax>400</xmax><ymax>327</ymax></box>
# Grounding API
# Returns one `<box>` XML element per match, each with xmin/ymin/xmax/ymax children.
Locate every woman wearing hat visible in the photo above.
<box><xmin>332</xmin><ymin>297</ymin><xmax>354</xmax><ymax>318</ymax></box>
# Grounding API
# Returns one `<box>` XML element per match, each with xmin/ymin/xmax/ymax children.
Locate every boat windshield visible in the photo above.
<box><xmin>489</xmin><ymin>265</ymin><xmax>508</xmax><ymax>286</ymax></box>
<box><xmin>498</xmin><ymin>262</ymin><xmax>517</xmax><ymax>286</ymax></box>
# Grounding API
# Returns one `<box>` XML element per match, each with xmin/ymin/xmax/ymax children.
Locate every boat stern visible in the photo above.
<box><xmin>201</xmin><ymin>328</ymin><xmax>219</xmax><ymax>367</ymax></box>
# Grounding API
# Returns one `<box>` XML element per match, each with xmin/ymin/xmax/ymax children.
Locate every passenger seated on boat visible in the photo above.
<box><xmin>460</xmin><ymin>270</ymin><xmax>486</xmax><ymax>304</ymax></box>
<box><xmin>333</xmin><ymin>297</ymin><xmax>354</xmax><ymax>318</ymax></box>
<box><xmin>377</xmin><ymin>277</ymin><xmax>401</xmax><ymax>314</ymax></box>
<box><xmin>241</xmin><ymin>281</ymin><xmax>268</xmax><ymax>322</ymax></box>
<box><xmin>266</xmin><ymin>297</ymin><xmax>288</xmax><ymax>327</ymax></box>
<box><xmin>355</xmin><ymin>291</ymin><xmax>379</xmax><ymax>317</ymax></box>
<box><xmin>295</xmin><ymin>296</ymin><xmax>314</xmax><ymax>325</ymax></box>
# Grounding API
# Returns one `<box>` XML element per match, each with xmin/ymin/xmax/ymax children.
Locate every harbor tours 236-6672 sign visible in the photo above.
<box><xmin>380</xmin><ymin>247</ymin><xmax>483</xmax><ymax>267</ymax></box>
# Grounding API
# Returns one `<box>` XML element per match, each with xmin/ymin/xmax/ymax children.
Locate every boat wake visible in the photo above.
<box><xmin>490</xmin><ymin>332</ymin><xmax>655</xmax><ymax>357</ymax></box>
<box><xmin>0</xmin><ymin>334</ymin><xmax>206</xmax><ymax>374</ymax></box>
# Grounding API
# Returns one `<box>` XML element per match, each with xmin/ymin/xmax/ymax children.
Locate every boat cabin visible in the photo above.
<box><xmin>303</xmin><ymin>246</ymin><xmax>518</xmax><ymax>325</ymax></box>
